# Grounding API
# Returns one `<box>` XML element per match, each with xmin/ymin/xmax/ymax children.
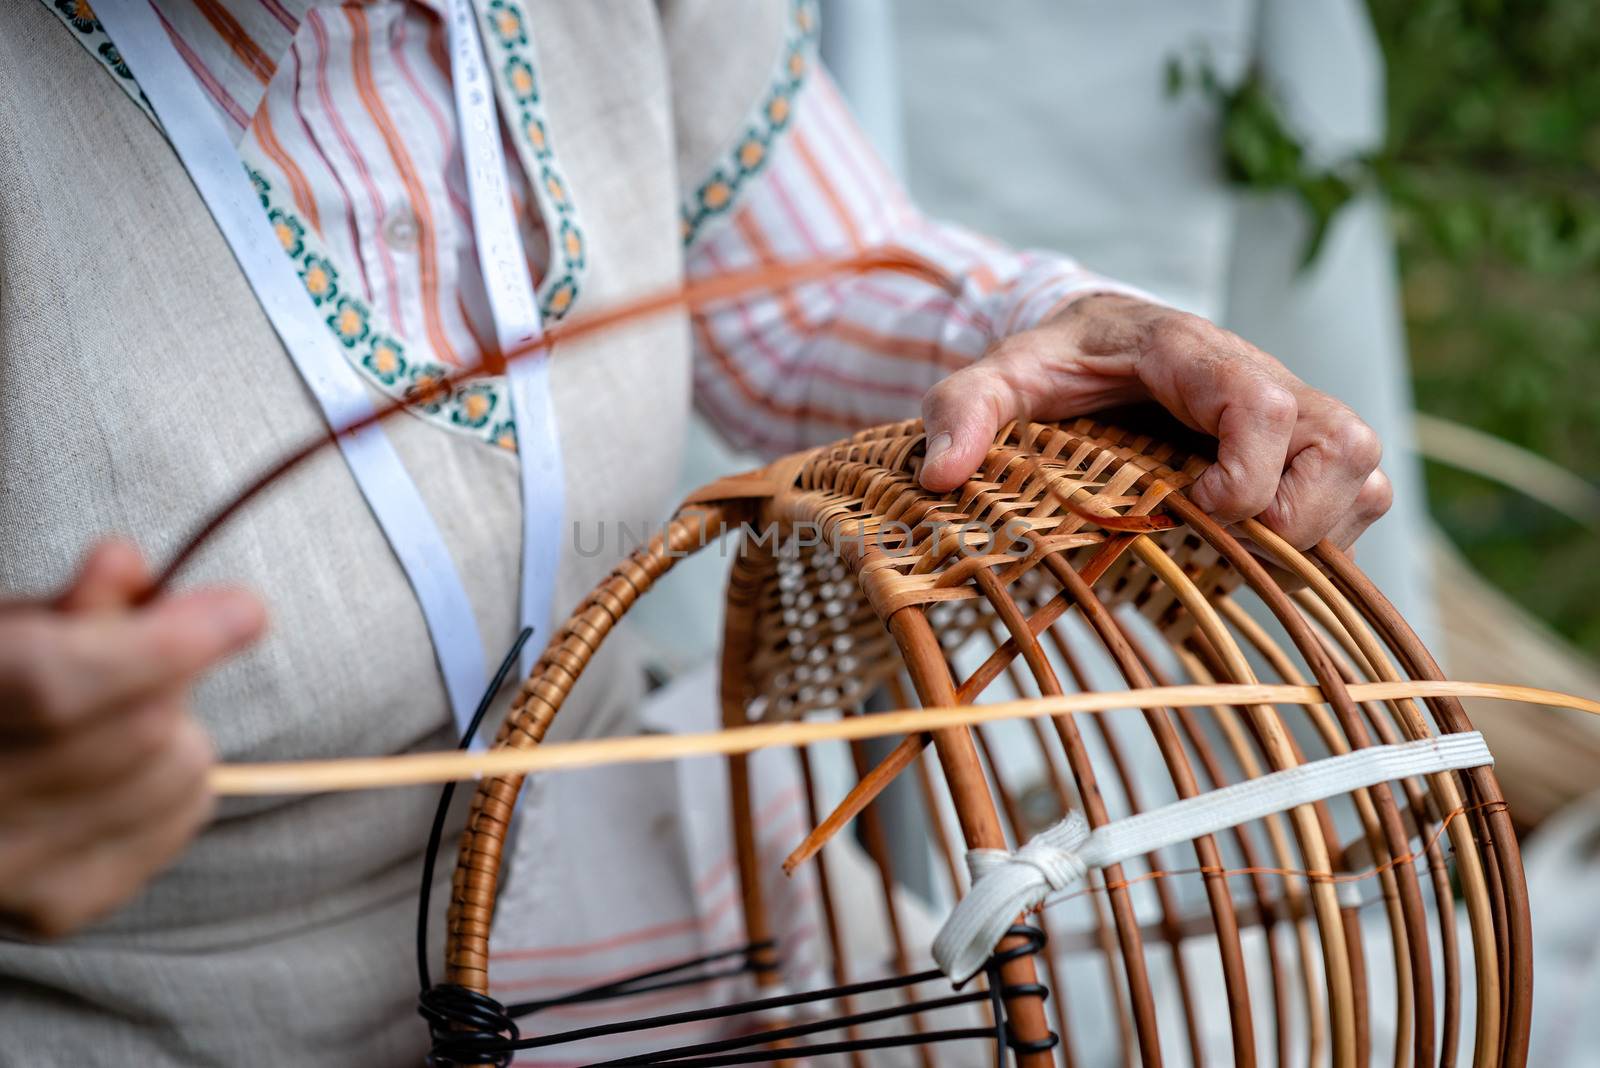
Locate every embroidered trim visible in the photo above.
<box><xmin>479</xmin><ymin>0</ymin><xmax>587</xmax><ymax>323</ymax></box>
<box><xmin>42</xmin><ymin>0</ymin><xmax>526</xmax><ymax>451</ymax></box>
<box><xmin>251</xmin><ymin>168</ymin><xmax>518</xmax><ymax>449</ymax></box>
<box><xmin>42</xmin><ymin>0</ymin><xmax>158</xmax><ymax>125</ymax></box>
<box><xmin>680</xmin><ymin>0</ymin><xmax>818</xmax><ymax>247</ymax></box>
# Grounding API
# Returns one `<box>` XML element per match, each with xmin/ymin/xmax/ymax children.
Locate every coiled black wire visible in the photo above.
<box><xmin>419</xmin><ymin>984</ymin><xmax>520</xmax><ymax>1067</ymax></box>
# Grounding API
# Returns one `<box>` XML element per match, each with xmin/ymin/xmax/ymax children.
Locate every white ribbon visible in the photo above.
<box><xmin>933</xmin><ymin>730</ymin><xmax>1495</xmax><ymax>982</ymax></box>
<box><xmin>95</xmin><ymin>0</ymin><xmax>490</xmax><ymax>733</ymax></box>
<box><xmin>445</xmin><ymin>0</ymin><xmax>566</xmax><ymax>680</ymax></box>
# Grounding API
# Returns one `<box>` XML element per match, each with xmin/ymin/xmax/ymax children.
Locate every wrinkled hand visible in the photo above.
<box><xmin>0</xmin><ymin>540</ymin><xmax>265</xmax><ymax>937</ymax></box>
<box><xmin>920</xmin><ymin>293</ymin><xmax>1391</xmax><ymax>549</ymax></box>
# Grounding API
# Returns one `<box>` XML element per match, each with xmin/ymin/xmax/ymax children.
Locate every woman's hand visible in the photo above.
<box><xmin>920</xmin><ymin>293</ymin><xmax>1392</xmax><ymax>550</ymax></box>
<box><xmin>0</xmin><ymin>540</ymin><xmax>264</xmax><ymax>937</ymax></box>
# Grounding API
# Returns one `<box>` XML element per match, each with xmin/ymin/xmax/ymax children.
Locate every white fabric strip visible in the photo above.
<box><xmin>96</xmin><ymin>0</ymin><xmax>489</xmax><ymax>734</ymax></box>
<box><xmin>447</xmin><ymin>0</ymin><xmax>564</xmax><ymax>679</ymax></box>
<box><xmin>933</xmin><ymin>730</ymin><xmax>1494</xmax><ymax>982</ymax></box>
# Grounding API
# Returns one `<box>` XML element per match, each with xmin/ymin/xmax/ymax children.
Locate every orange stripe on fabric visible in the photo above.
<box><xmin>731</xmin><ymin>210</ymin><xmax>820</xmax><ymax>343</ymax></box>
<box><xmin>827</xmin><ymin>319</ymin><xmax>963</xmax><ymax>370</ymax></box>
<box><xmin>791</xmin><ymin>129</ymin><xmax>862</xmax><ymax>251</ymax></box>
<box><xmin>253</xmin><ymin>99</ymin><xmax>322</xmax><ymax>231</ymax></box>
<box><xmin>732</xmin><ymin>209</ymin><xmax>963</xmax><ymax>373</ymax></box>
<box><xmin>192</xmin><ymin>0</ymin><xmax>277</xmax><ymax>84</ymax></box>
<box><xmin>692</xmin><ymin>319</ymin><xmax>860</xmax><ymax>431</ymax></box>
<box><xmin>1005</xmin><ymin>272</ymin><xmax>1076</xmax><ymax>335</ymax></box>
<box><xmin>348</xmin><ymin>7</ymin><xmax>461</xmax><ymax>365</ymax></box>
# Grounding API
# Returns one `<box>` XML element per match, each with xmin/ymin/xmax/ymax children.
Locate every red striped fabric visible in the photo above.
<box><xmin>141</xmin><ymin>0</ymin><xmax>1136</xmax><ymax>451</ymax></box>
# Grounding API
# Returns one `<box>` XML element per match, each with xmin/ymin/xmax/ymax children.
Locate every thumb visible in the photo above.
<box><xmin>919</xmin><ymin>364</ymin><xmax>1020</xmax><ymax>493</ymax></box>
<box><xmin>56</xmin><ymin>539</ymin><xmax>152</xmax><ymax>614</ymax></box>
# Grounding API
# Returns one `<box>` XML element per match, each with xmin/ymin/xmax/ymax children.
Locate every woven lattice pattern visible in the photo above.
<box><xmin>736</xmin><ymin>418</ymin><xmax>1242</xmax><ymax>723</ymax></box>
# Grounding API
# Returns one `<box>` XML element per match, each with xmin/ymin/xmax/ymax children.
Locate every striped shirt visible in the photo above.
<box><xmin>51</xmin><ymin>0</ymin><xmax>1135</xmax><ymax>454</ymax></box>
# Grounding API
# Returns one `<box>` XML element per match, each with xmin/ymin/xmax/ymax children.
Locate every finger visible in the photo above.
<box><xmin>1325</xmin><ymin>468</ymin><xmax>1394</xmax><ymax>551</ymax></box>
<box><xmin>0</xmin><ymin>696</ymin><xmax>180</xmax><ymax>801</ymax></box>
<box><xmin>7</xmin><ymin>723</ymin><xmax>213</xmax><ymax>937</ymax></box>
<box><xmin>1183</xmin><ymin>379</ymin><xmax>1298</xmax><ymax>523</ymax></box>
<box><xmin>5</xmin><ymin>715</ymin><xmax>213</xmax><ymax>890</ymax></box>
<box><xmin>919</xmin><ymin>361</ymin><xmax>1023</xmax><ymax>492</ymax></box>
<box><xmin>55</xmin><ymin>539</ymin><xmax>151</xmax><ymax>614</ymax></box>
<box><xmin>1131</xmin><ymin>320</ymin><xmax>1299</xmax><ymax>523</ymax></box>
<box><xmin>0</xmin><ymin>589</ymin><xmax>265</xmax><ymax>733</ymax></box>
<box><xmin>1257</xmin><ymin>397</ymin><xmax>1384</xmax><ymax>549</ymax></box>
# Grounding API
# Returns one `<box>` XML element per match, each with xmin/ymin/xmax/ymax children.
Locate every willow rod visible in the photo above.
<box><xmin>141</xmin><ymin>248</ymin><xmax>949</xmax><ymax>599</ymax></box>
<box><xmin>210</xmin><ymin>680</ymin><xmax>1599</xmax><ymax>796</ymax></box>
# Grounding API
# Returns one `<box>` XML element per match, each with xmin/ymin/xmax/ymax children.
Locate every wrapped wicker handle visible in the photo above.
<box><xmin>442</xmin><ymin>497</ymin><xmax>753</xmax><ymax>992</ymax></box>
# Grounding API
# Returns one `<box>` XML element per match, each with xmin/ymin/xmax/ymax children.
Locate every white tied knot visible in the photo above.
<box><xmin>966</xmin><ymin>811</ymin><xmax>1091</xmax><ymax>893</ymax></box>
<box><xmin>934</xmin><ymin>811</ymin><xmax>1092</xmax><ymax>983</ymax></box>
<box><xmin>931</xmin><ymin>730</ymin><xmax>1495</xmax><ymax>985</ymax></box>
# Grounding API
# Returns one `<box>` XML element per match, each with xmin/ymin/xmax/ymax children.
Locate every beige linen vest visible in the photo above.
<box><xmin>0</xmin><ymin>1</ymin><xmax>790</xmax><ymax>1063</ymax></box>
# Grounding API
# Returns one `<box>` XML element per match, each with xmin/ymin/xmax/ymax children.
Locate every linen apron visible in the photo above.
<box><xmin>0</xmin><ymin>1</ymin><xmax>819</xmax><ymax>1063</ymax></box>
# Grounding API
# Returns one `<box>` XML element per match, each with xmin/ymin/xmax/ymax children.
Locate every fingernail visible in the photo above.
<box><xmin>925</xmin><ymin>432</ymin><xmax>952</xmax><ymax>465</ymax></box>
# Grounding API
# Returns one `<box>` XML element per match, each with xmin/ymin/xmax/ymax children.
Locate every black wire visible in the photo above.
<box><xmin>416</xmin><ymin>626</ymin><xmax>535</xmax><ymax>994</ymax></box>
<box><xmin>584</xmin><ymin>988</ymin><xmax>992</xmax><ymax>1066</ymax></box>
<box><xmin>505</xmin><ymin>961</ymin><xmax>951</xmax><ymax>1052</ymax></box>
<box><xmin>505</xmin><ymin>941</ymin><xmax>774</xmax><ymax>1016</ymax></box>
<box><xmin>598</xmin><ymin>1028</ymin><xmax>1001</xmax><ymax>1067</ymax></box>
<box><xmin>425</xmin><ymin>924</ymin><xmax>1057</xmax><ymax>1065</ymax></box>
<box><xmin>979</xmin><ymin>925</ymin><xmax>1060</xmax><ymax>1061</ymax></box>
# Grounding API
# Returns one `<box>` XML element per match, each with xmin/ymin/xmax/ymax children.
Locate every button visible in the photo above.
<box><xmin>383</xmin><ymin>209</ymin><xmax>419</xmax><ymax>251</ymax></box>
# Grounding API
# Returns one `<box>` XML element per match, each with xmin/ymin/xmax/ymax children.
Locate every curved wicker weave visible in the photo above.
<box><xmin>443</xmin><ymin>414</ymin><xmax>1530</xmax><ymax>1067</ymax></box>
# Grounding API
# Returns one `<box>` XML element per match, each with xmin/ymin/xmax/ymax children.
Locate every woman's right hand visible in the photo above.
<box><xmin>0</xmin><ymin>540</ymin><xmax>265</xmax><ymax>937</ymax></box>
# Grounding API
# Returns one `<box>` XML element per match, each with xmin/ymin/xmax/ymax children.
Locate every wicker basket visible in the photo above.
<box><xmin>438</xmin><ymin>414</ymin><xmax>1529</xmax><ymax>1067</ymax></box>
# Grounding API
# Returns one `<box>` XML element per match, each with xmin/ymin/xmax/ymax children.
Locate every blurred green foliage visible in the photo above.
<box><xmin>1165</xmin><ymin>54</ymin><xmax>1363</xmax><ymax>267</ymax></box>
<box><xmin>1176</xmin><ymin>0</ymin><xmax>1600</xmax><ymax>653</ymax></box>
<box><xmin>1373</xmin><ymin>0</ymin><xmax>1600</xmax><ymax>654</ymax></box>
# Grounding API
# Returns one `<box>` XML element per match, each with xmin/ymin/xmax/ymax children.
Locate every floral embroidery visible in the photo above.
<box><xmin>327</xmin><ymin>296</ymin><xmax>371</xmax><ymax>348</ymax></box>
<box><xmin>479</xmin><ymin>0</ymin><xmax>587</xmax><ymax>322</ymax></box>
<box><xmin>362</xmin><ymin>335</ymin><xmax>407</xmax><ymax>386</ymax></box>
<box><xmin>451</xmin><ymin>383</ymin><xmax>497</xmax><ymax>429</ymax></box>
<box><xmin>486</xmin><ymin>0</ymin><xmax>527</xmax><ymax>49</ymax></box>
<box><xmin>541</xmin><ymin>167</ymin><xmax>569</xmax><ymax>210</ymax></box>
<box><xmin>299</xmin><ymin>252</ymin><xmax>339</xmax><ymax>306</ymax></box>
<box><xmin>43</xmin><ymin>0</ymin><xmax>528</xmax><ymax>449</ymax></box>
<box><xmin>246</xmin><ymin>169</ymin><xmax>515</xmax><ymax>443</ymax></box>
<box><xmin>491</xmin><ymin>420</ymin><xmax>517</xmax><ymax>452</ymax></box>
<box><xmin>405</xmin><ymin>362</ymin><xmax>451</xmax><ymax>414</ymax></box>
<box><xmin>557</xmin><ymin>219</ymin><xmax>584</xmax><ymax>269</ymax></box>
<box><xmin>97</xmin><ymin>41</ymin><xmax>133</xmax><ymax>80</ymax></box>
<box><xmin>681</xmin><ymin>0</ymin><xmax>817</xmax><ymax>246</ymax></box>
<box><xmin>736</xmin><ymin>133</ymin><xmax>769</xmax><ymax>173</ymax></box>
<box><xmin>54</xmin><ymin>0</ymin><xmax>97</xmax><ymax>33</ymax></box>
<box><xmin>269</xmin><ymin>208</ymin><xmax>306</xmax><ymax>259</ymax></box>
<box><xmin>541</xmin><ymin>275</ymin><xmax>576</xmax><ymax>319</ymax></box>
<box><xmin>522</xmin><ymin>115</ymin><xmax>550</xmax><ymax>157</ymax></box>
<box><xmin>42</xmin><ymin>0</ymin><xmax>157</xmax><ymax>123</ymax></box>
<box><xmin>504</xmin><ymin>56</ymin><xmax>538</xmax><ymax>104</ymax></box>
<box><xmin>247</xmin><ymin>173</ymin><xmax>508</xmax><ymax>445</ymax></box>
